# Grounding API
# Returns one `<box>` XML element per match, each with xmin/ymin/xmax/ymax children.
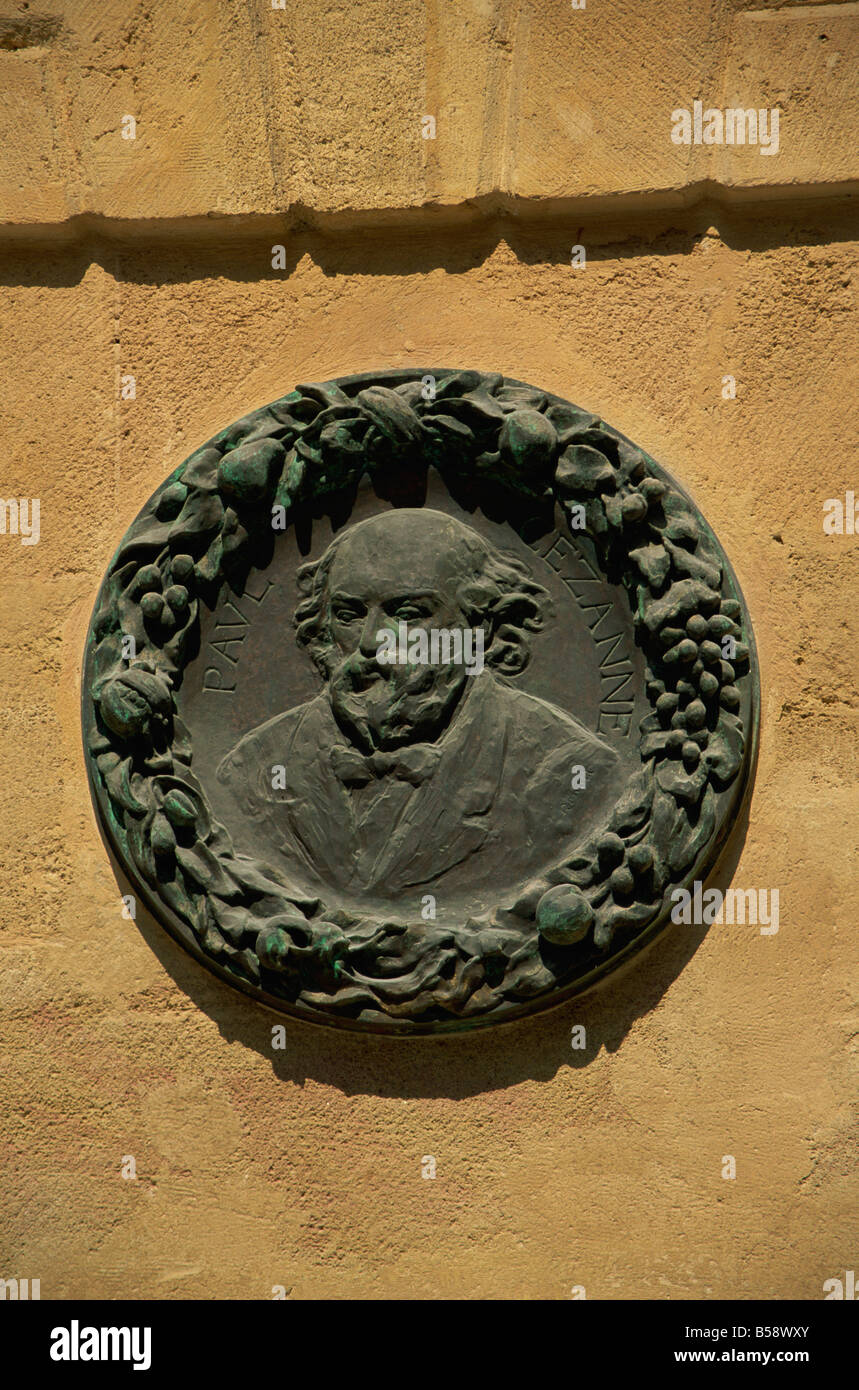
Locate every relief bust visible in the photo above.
<box><xmin>216</xmin><ymin>510</ymin><xmax>621</xmax><ymax>900</ymax></box>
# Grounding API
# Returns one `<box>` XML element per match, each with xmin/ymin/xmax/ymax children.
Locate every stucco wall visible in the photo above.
<box><xmin>0</xmin><ymin>0</ymin><xmax>857</xmax><ymax>1300</ymax></box>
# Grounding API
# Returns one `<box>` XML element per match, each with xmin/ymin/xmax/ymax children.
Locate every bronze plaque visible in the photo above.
<box><xmin>82</xmin><ymin>369</ymin><xmax>758</xmax><ymax>1033</ymax></box>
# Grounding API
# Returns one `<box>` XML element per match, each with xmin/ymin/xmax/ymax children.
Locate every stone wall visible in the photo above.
<box><xmin>0</xmin><ymin>0</ymin><xmax>856</xmax><ymax>1299</ymax></box>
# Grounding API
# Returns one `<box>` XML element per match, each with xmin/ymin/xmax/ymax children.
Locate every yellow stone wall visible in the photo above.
<box><xmin>0</xmin><ymin>0</ymin><xmax>856</xmax><ymax>1299</ymax></box>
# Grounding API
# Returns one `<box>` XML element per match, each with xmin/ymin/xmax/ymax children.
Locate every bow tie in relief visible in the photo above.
<box><xmin>330</xmin><ymin>742</ymin><xmax>443</xmax><ymax>787</ymax></box>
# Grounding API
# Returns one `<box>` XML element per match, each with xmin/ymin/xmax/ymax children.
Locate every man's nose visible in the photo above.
<box><xmin>359</xmin><ymin>608</ymin><xmax>386</xmax><ymax>657</ymax></box>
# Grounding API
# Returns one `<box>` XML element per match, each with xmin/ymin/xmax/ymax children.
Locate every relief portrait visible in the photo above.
<box><xmin>85</xmin><ymin>368</ymin><xmax>756</xmax><ymax>1029</ymax></box>
<box><xmin>216</xmin><ymin>509</ymin><xmax>623</xmax><ymax>902</ymax></box>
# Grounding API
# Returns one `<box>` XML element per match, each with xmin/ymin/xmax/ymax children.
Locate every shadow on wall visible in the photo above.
<box><xmin>0</xmin><ymin>199</ymin><xmax>856</xmax><ymax>290</ymax></box>
<box><xmin>98</xmin><ymin>789</ymin><xmax>753</xmax><ymax>1102</ymax></box>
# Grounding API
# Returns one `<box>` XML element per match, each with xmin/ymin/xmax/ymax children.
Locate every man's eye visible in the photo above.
<box><xmin>394</xmin><ymin>605</ymin><xmax>429</xmax><ymax>621</ymax></box>
<box><xmin>334</xmin><ymin>608</ymin><xmax>361</xmax><ymax>623</ymax></box>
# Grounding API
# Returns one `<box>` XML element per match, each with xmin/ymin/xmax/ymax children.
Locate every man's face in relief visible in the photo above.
<box><xmin>322</xmin><ymin>512</ymin><xmax>479</xmax><ymax>754</ymax></box>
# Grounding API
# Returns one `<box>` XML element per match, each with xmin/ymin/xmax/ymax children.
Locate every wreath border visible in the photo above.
<box><xmin>82</xmin><ymin>368</ymin><xmax>759</xmax><ymax>1034</ymax></box>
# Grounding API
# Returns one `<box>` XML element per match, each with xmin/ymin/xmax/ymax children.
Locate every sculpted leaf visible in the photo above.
<box><xmin>630</xmin><ymin>542</ymin><xmax>671</xmax><ymax>589</ymax></box>
<box><xmin>668</xmin><ymin>785</ymin><xmax>716</xmax><ymax>874</ymax></box>
<box><xmin>704</xmin><ymin>713</ymin><xmax>745</xmax><ymax>786</ymax></box>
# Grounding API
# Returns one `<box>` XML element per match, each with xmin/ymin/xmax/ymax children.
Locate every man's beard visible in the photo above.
<box><xmin>327</xmin><ymin>651</ymin><xmax>469</xmax><ymax>753</ymax></box>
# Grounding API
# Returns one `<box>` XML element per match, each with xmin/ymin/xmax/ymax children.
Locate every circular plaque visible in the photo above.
<box><xmin>82</xmin><ymin>369</ymin><xmax>758</xmax><ymax>1034</ymax></box>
